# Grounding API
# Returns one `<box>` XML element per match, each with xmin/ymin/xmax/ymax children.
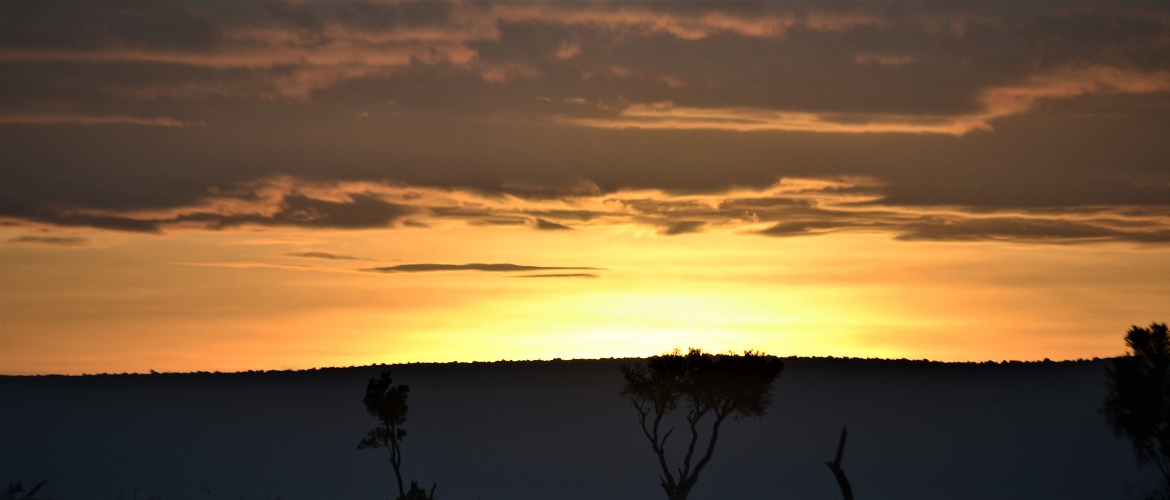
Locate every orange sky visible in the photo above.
<box><xmin>2</xmin><ymin>1</ymin><xmax>1169</xmax><ymax>374</ymax></box>
<box><xmin>3</xmin><ymin>219</ymin><xmax>1167</xmax><ymax>374</ymax></box>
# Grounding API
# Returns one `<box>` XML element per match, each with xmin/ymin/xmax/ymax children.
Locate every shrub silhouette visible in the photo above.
<box><xmin>1104</xmin><ymin>322</ymin><xmax>1170</xmax><ymax>499</ymax></box>
<box><xmin>2</xmin><ymin>480</ymin><xmax>47</xmax><ymax>500</ymax></box>
<box><xmin>400</xmin><ymin>480</ymin><xmax>437</xmax><ymax>500</ymax></box>
<box><xmin>358</xmin><ymin>371</ymin><xmax>436</xmax><ymax>500</ymax></box>
<box><xmin>621</xmin><ymin>348</ymin><xmax>783</xmax><ymax>500</ymax></box>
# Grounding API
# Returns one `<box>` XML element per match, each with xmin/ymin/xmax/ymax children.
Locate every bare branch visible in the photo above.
<box><xmin>825</xmin><ymin>426</ymin><xmax>854</xmax><ymax>500</ymax></box>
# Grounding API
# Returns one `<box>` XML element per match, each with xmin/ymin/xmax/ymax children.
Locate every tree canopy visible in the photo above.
<box><xmin>622</xmin><ymin>348</ymin><xmax>784</xmax><ymax>500</ymax></box>
<box><xmin>1104</xmin><ymin>323</ymin><xmax>1170</xmax><ymax>499</ymax></box>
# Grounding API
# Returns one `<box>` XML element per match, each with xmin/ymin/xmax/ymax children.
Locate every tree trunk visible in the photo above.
<box><xmin>825</xmin><ymin>426</ymin><xmax>854</xmax><ymax>500</ymax></box>
<box><xmin>662</xmin><ymin>486</ymin><xmax>689</xmax><ymax>500</ymax></box>
<box><xmin>388</xmin><ymin>423</ymin><xmax>405</xmax><ymax>500</ymax></box>
<box><xmin>391</xmin><ymin>459</ymin><xmax>405</xmax><ymax>500</ymax></box>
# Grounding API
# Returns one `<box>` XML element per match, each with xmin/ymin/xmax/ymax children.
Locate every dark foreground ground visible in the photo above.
<box><xmin>0</xmin><ymin>357</ymin><xmax>1156</xmax><ymax>500</ymax></box>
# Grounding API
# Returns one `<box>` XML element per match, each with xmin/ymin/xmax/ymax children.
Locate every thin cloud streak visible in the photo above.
<box><xmin>0</xmin><ymin>114</ymin><xmax>191</xmax><ymax>127</ymax></box>
<box><xmin>566</xmin><ymin>67</ymin><xmax>1170</xmax><ymax>136</ymax></box>
<box><xmin>509</xmin><ymin>273</ymin><xmax>599</xmax><ymax>278</ymax></box>
<box><xmin>285</xmin><ymin>251</ymin><xmax>364</xmax><ymax>260</ymax></box>
<box><xmin>535</xmin><ymin>218</ymin><xmax>573</xmax><ymax>230</ymax></box>
<box><xmin>363</xmin><ymin>263</ymin><xmax>599</xmax><ymax>273</ymax></box>
<box><xmin>175</xmin><ymin>261</ymin><xmax>321</xmax><ymax>271</ymax></box>
<box><xmin>661</xmin><ymin>221</ymin><xmax>706</xmax><ymax>236</ymax></box>
<box><xmin>6</xmin><ymin>235</ymin><xmax>89</xmax><ymax>246</ymax></box>
<box><xmin>491</xmin><ymin>4</ymin><xmax>888</xmax><ymax>40</ymax></box>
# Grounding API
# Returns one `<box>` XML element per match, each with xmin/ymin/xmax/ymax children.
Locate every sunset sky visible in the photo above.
<box><xmin>1</xmin><ymin>0</ymin><xmax>1168</xmax><ymax>375</ymax></box>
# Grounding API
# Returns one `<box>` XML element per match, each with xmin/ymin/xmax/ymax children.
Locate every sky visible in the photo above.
<box><xmin>1</xmin><ymin>0</ymin><xmax>1168</xmax><ymax>375</ymax></box>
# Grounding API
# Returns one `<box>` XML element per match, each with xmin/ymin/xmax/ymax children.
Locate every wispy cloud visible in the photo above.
<box><xmin>6</xmin><ymin>235</ymin><xmax>89</xmax><ymax>246</ymax></box>
<box><xmin>509</xmin><ymin>273</ymin><xmax>599</xmax><ymax>278</ymax></box>
<box><xmin>534</xmin><ymin>218</ymin><xmax>573</xmax><ymax>230</ymax></box>
<box><xmin>285</xmin><ymin>251</ymin><xmax>364</xmax><ymax>260</ymax></box>
<box><xmin>661</xmin><ymin>221</ymin><xmax>706</xmax><ymax>236</ymax></box>
<box><xmin>0</xmin><ymin>114</ymin><xmax>191</xmax><ymax>127</ymax></box>
<box><xmin>492</xmin><ymin>4</ymin><xmax>887</xmax><ymax>41</ymax></box>
<box><xmin>175</xmin><ymin>261</ymin><xmax>320</xmax><ymax>270</ymax></box>
<box><xmin>363</xmin><ymin>263</ymin><xmax>599</xmax><ymax>273</ymax></box>
<box><xmin>853</xmin><ymin>53</ymin><xmax>916</xmax><ymax>67</ymax></box>
<box><xmin>565</xmin><ymin>67</ymin><xmax>1170</xmax><ymax>136</ymax></box>
<box><xmin>11</xmin><ymin>187</ymin><xmax>417</xmax><ymax>233</ymax></box>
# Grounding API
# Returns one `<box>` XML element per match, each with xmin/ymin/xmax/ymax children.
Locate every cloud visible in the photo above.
<box><xmin>285</xmin><ymin>251</ymin><xmax>364</xmax><ymax>260</ymax></box>
<box><xmin>509</xmin><ymin>273</ymin><xmax>599</xmax><ymax>278</ymax></box>
<box><xmin>224</xmin><ymin>193</ymin><xmax>413</xmax><ymax>229</ymax></box>
<box><xmin>227</xmin><ymin>237</ymin><xmax>324</xmax><ymax>246</ymax></box>
<box><xmin>661</xmin><ymin>221</ymin><xmax>706</xmax><ymax>236</ymax></box>
<box><xmin>2</xmin><ymin>1</ymin><xmax>1168</xmax><ymax>243</ymax></box>
<box><xmin>472</xmin><ymin>218</ymin><xmax>528</xmax><ymax>226</ymax></box>
<box><xmin>555</xmin><ymin>41</ymin><xmax>581</xmax><ymax>60</ymax></box>
<box><xmin>363</xmin><ymin>263</ymin><xmax>599</xmax><ymax>273</ymax></box>
<box><xmin>1</xmin><ymin>183</ymin><xmax>417</xmax><ymax>233</ymax></box>
<box><xmin>492</xmin><ymin>4</ymin><xmax>887</xmax><ymax>41</ymax></box>
<box><xmin>759</xmin><ymin>220</ymin><xmax>846</xmax><ymax>237</ymax></box>
<box><xmin>564</xmin><ymin>67</ymin><xmax>1170</xmax><ymax>136</ymax></box>
<box><xmin>534</xmin><ymin>218</ymin><xmax>573</xmax><ymax>230</ymax></box>
<box><xmin>0</xmin><ymin>200</ymin><xmax>166</xmax><ymax>233</ymax></box>
<box><xmin>893</xmin><ymin>216</ymin><xmax>1170</xmax><ymax>244</ymax></box>
<box><xmin>5</xmin><ymin>1</ymin><xmax>1168</xmax><ymax>136</ymax></box>
<box><xmin>168</xmin><ymin>193</ymin><xmax>415</xmax><ymax>230</ymax></box>
<box><xmin>853</xmin><ymin>53</ymin><xmax>917</xmax><ymax>67</ymax></box>
<box><xmin>176</xmin><ymin>261</ymin><xmax>319</xmax><ymax>270</ymax></box>
<box><xmin>0</xmin><ymin>114</ymin><xmax>192</xmax><ymax>127</ymax></box>
<box><xmin>564</xmin><ymin>103</ymin><xmax>978</xmax><ymax>134</ymax></box>
<box><xmin>4</xmin><ymin>175</ymin><xmax>1167</xmax><ymax>245</ymax></box>
<box><xmin>6</xmin><ymin>235</ymin><xmax>89</xmax><ymax>246</ymax></box>
<box><xmin>752</xmin><ymin>204</ymin><xmax>1170</xmax><ymax>244</ymax></box>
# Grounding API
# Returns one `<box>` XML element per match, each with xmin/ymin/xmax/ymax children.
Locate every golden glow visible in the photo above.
<box><xmin>3</xmin><ymin>224</ymin><xmax>1166</xmax><ymax>374</ymax></box>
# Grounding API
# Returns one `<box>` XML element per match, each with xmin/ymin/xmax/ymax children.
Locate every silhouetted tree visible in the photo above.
<box><xmin>1105</xmin><ymin>323</ymin><xmax>1170</xmax><ymax>499</ymax></box>
<box><xmin>359</xmin><ymin>371</ymin><xmax>436</xmax><ymax>500</ymax></box>
<box><xmin>622</xmin><ymin>349</ymin><xmax>783</xmax><ymax>500</ymax></box>
<box><xmin>824</xmin><ymin>426</ymin><xmax>854</xmax><ymax>500</ymax></box>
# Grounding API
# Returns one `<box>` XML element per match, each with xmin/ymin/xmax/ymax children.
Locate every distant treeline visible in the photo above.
<box><xmin>1</xmin><ymin>355</ymin><xmax>1111</xmax><ymax>379</ymax></box>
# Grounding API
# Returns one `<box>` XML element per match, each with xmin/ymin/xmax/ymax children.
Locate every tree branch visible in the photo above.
<box><xmin>680</xmin><ymin>406</ymin><xmax>706</xmax><ymax>480</ymax></box>
<box><xmin>633</xmin><ymin>398</ymin><xmax>678</xmax><ymax>492</ymax></box>
<box><xmin>825</xmin><ymin>426</ymin><xmax>854</xmax><ymax>500</ymax></box>
<box><xmin>687</xmin><ymin>408</ymin><xmax>729</xmax><ymax>484</ymax></box>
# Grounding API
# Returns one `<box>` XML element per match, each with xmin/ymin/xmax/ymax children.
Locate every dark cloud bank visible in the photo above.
<box><xmin>1</xmin><ymin>0</ymin><xmax>1168</xmax><ymax>243</ymax></box>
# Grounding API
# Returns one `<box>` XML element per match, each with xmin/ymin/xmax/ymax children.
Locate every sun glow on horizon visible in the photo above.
<box><xmin>3</xmin><ymin>225</ymin><xmax>1163</xmax><ymax>375</ymax></box>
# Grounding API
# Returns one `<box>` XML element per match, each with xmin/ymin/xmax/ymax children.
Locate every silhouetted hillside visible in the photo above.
<box><xmin>0</xmin><ymin>358</ymin><xmax>1154</xmax><ymax>499</ymax></box>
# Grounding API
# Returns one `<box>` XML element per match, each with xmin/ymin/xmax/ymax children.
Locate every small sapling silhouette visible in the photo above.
<box><xmin>359</xmin><ymin>371</ymin><xmax>436</xmax><ymax>500</ymax></box>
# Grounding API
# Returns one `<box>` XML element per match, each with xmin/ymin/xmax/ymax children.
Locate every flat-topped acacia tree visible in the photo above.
<box><xmin>622</xmin><ymin>349</ymin><xmax>784</xmax><ymax>500</ymax></box>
